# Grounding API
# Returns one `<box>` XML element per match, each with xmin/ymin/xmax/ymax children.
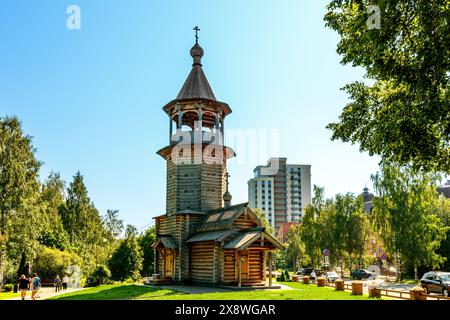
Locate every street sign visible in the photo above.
<box><xmin>323</xmin><ymin>249</ymin><xmax>330</xmax><ymax>257</ymax></box>
<box><xmin>324</xmin><ymin>256</ymin><xmax>330</xmax><ymax>266</ymax></box>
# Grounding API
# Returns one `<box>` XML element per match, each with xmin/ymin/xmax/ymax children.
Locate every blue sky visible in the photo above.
<box><xmin>0</xmin><ymin>0</ymin><xmax>382</xmax><ymax>229</ymax></box>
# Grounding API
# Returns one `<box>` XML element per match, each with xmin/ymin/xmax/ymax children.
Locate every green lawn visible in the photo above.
<box><xmin>0</xmin><ymin>291</ymin><xmax>19</xmax><ymax>300</ymax></box>
<box><xmin>50</xmin><ymin>282</ymin><xmax>376</xmax><ymax>300</ymax></box>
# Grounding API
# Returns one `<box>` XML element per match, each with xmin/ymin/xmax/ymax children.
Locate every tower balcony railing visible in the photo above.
<box><xmin>170</xmin><ymin>129</ymin><xmax>224</xmax><ymax>146</ymax></box>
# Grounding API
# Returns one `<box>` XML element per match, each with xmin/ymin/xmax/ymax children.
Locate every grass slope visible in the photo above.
<box><xmin>50</xmin><ymin>282</ymin><xmax>375</xmax><ymax>300</ymax></box>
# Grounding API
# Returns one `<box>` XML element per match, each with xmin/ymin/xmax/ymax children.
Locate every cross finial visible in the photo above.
<box><xmin>193</xmin><ymin>26</ymin><xmax>200</xmax><ymax>44</ymax></box>
<box><xmin>226</xmin><ymin>172</ymin><xmax>230</xmax><ymax>191</ymax></box>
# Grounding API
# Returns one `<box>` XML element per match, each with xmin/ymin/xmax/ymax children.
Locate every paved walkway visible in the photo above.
<box><xmin>155</xmin><ymin>283</ymin><xmax>293</xmax><ymax>294</ymax></box>
<box><xmin>7</xmin><ymin>287</ymin><xmax>86</xmax><ymax>300</ymax></box>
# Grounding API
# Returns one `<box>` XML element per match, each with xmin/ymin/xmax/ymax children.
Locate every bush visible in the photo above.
<box><xmin>2</xmin><ymin>284</ymin><xmax>13</xmax><ymax>292</ymax></box>
<box><xmin>276</xmin><ymin>272</ymin><xmax>286</xmax><ymax>282</ymax></box>
<box><xmin>91</xmin><ymin>265</ymin><xmax>111</xmax><ymax>285</ymax></box>
<box><xmin>108</xmin><ymin>237</ymin><xmax>143</xmax><ymax>281</ymax></box>
<box><xmin>32</xmin><ymin>247</ymin><xmax>82</xmax><ymax>279</ymax></box>
<box><xmin>284</xmin><ymin>270</ymin><xmax>290</xmax><ymax>281</ymax></box>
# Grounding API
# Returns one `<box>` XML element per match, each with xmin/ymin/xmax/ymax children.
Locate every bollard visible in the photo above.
<box><xmin>409</xmin><ymin>286</ymin><xmax>426</xmax><ymax>300</ymax></box>
<box><xmin>317</xmin><ymin>277</ymin><xmax>326</xmax><ymax>287</ymax></box>
<box><xmin>292</xmin><ymin>275</ymin><xmax>299</xmax><ymax>282</ymax></box>
<box><xmin>335</xmin><ymin>279</ymin><xmax>345</xmax><ymax>291</ymax></box>
<box><xmin>351</xmin><ymin>281</ymin><xmax>363</xmax><ymax>295</ymax></box>
<box><xmin>302</xmin><ymin>276</ymin><xmax>310</xmax><ymax>284</ymax></box>
<box><xmin>368</xmin><ymin>287</ymin><xmax>381</xmax><ymax>298</ymax></box>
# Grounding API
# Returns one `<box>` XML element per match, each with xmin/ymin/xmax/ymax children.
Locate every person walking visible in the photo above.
<box><xmin>54</xmin><ymin>274</ymin><xmax>61</xmax><ymax>293</ymax></box>
<box><xmin>30</xmin><ymin>273</ymin><xmax>41</xmax><ymax>300</ymax></box>
<box><xmin>62</xmin><ymin>274</ymin><xmax>69</xmax><ymax>290</ymax></box>
<box><xmin>18</xmin><ymin>274</ymin><xmax>29</xmax><ymax>300</ymax></box>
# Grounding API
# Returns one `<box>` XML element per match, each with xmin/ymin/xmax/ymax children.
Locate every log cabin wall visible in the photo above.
<box><xmin>189</xmin><ymin>241</ymin><xmax>216</xmax><ymax>283</ymax></box>
<box><xmin>166</xmin><ymin>152</ymin><xmax>227</xmax><ymax>216</ymax></box>
<box><xmin>200</xmin><ymin>162</ymin><xmax>226</xmax><ymax>212</ymax></box>
<box><xmin>223</xmin><ymin>249</ymin><xmax>236</xmax><ymax>283</ymax></box>
<box><xmin>248</xmin><ymin>249</ymin><xmax>265</xmax><ymax>282</ymax></box>
<box><xmin>233</xmin><ymin>212</ymin><xmax>258</xmax><ymax>229</ymax></box>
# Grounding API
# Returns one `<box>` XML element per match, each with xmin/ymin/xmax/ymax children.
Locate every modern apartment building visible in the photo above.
<box><xmin>248</xmin><ymin>158</ymin><xmax>312</xmax><ymax>233</ymax></box>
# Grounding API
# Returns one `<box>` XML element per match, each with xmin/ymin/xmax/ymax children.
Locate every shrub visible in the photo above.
<box><xmin>284</xmin><ymin>270</ymin><xmax>290</xmax><ymax>281</ymax></box>
<box><xmin>2</xmin><ymin>284</ymin><xmax>13</xmax><ymax>292</ymax></box>
<box><xmin>32</xmin><ymin>247</ymin><xmax>82</xmax><ymax>279</ymax></box>
<box><xmin>108</xmin><ymin>236</ymin><xmax>143</xmax><ymax>281</ymax></box>
<box><xmin>276</xmin><ymin>272</ymin><xmax>286</xmax><ymax>282</ymax></box>
<box><xmin>91</xmin><ymin>265</ymin><xmax>111</xmax><ymax>285</ymax></box>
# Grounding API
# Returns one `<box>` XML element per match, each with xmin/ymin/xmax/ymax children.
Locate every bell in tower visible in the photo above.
<box><xmin>157</xmin><ymin>28</ymin><xmax>236</xmax><ymax>216</ymax></box>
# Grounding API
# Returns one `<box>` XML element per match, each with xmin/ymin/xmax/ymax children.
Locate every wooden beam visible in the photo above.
<box><xmin>237</xmin><ymin>253</ymin><xmax>242</xmax><ymax>288</ymax></box>
<box><xmin>268</xmin><ymin>251</ymin><xmax>273</xmax><ymax>286</ymax></box>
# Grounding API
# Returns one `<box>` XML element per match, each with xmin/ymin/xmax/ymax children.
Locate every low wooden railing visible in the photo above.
<box><xmin>325</xmin><ymin>281</ymin><xmax>449</xmax><ymax>300</ymax></box>
<box><xmin>422</xmin><ymin>294</ymin><xmax>450</xmax><ymax>301</ymax></box>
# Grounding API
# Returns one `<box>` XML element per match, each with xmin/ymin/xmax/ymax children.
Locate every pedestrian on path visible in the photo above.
<box><xmin>30</xmin><ymin>273</ymin><xmax>41</xmax><ymax>300</ymax></box>
<box><xmin>18</xmin><ymin>274</ymin><xmax>29</xmax><ymax>300</ymax></box>
<box><xmin>62</xmin><ymin>274</ymin><xmax>69</xmax><ymax>290</ymax></box>
<box><xmin>54</xmin><ymin>275</ymin><xmax>61</xmax><ymax>292</ymax></box>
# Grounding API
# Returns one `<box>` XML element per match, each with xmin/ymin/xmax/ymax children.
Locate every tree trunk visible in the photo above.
<box><xmin>0</xmin><ymin>249</ymin><xmax>5</xmax><ymax>291</ymax></box>
<box><xmin>414</xmin><ymin>265</ymin><xmax>418</xmax><ymax>281</ymax></box>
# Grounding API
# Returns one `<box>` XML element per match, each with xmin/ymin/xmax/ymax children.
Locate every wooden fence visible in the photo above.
<box><xmin>325</xmin><ymin>281</ymin><xmax>450</xmax><ymax>300</ymax></box>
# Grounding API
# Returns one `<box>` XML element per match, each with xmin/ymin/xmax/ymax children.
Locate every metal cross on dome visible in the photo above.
<box><xmin>193</xmin><ymin>26</ymin><xmax>200</xmax><ymax>43</ymax></box>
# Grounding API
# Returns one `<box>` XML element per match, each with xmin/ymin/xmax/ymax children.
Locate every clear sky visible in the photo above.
<box><xmin>0</xmin><ymin>0</ymin><xmax>382</xmax><ymax>230</ymax></box>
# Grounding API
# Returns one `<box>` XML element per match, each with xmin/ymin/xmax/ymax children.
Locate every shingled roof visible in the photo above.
<box><xmin>176</xmin><ymin>43</ymin><xmax>217</xmax><ymax>101</ymax></box>
<box><xmin>195</xmin><ymin>203</ymin><xmax>261</xmax><ymax>233</ymax></box>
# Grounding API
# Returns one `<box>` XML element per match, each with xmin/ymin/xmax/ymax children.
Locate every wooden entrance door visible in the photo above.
<box><xmin>165</xmin><ymin>251</ymin><xmax>174</xmax><ymax>278</ymax></box>
<box><xmin>240</xmin><ymin>251</ymin><xmax>249</xmax><ymax>280</ymax></box>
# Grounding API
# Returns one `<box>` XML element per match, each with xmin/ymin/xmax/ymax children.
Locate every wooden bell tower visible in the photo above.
<box><xmin>157</xmin><ymin>31</ymin><xmax>235</xmax><ymax>216</ymax></box>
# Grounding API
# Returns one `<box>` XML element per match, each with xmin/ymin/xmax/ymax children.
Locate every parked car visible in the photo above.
<box><xmin>326</xmin><ymin>271</ymin><xmax>340</xmax><ymax>282</ymax></box>
<box><xmin>421</xmin><ymin>271</ymin><xmax>450</xmax><ymax>296</ymax></box>
<box><xmin>297</xmin><ymin>267</ymin><xmax>314</xmax><ymax>276</ymax></box>
<box><xmin>351</xmin><ymin>269</ymin><xmax>375</xmax><ymax>280</ymax></box>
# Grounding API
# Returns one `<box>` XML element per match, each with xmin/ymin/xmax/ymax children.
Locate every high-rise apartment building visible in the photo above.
<box><xmin>248</xmin><ymin>158</ymin><xmax>311</xmax><ymax>233</ymax></box>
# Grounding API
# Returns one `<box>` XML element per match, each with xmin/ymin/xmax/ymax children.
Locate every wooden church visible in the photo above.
<box><xmin>152</xmin><ymin>29</ymin><xmax>283</xmax><ymax>287</ymax></box>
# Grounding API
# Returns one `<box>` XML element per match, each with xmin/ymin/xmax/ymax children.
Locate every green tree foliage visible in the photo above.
<box><xmin>284</xmin><ymin>224</ymin><xmax>308</xmax><ymax>271</ymax></box>
<box><xmin>0</xmin><ymin>116</ymin><xmax>41</xmax><ymax>288</ymax></box>
<box><xmin>103</xmin><ymin>209</ymin><xmax>124</xmax><ymax>241</ymax></box>
<box><xmin>39</xmin><ymin>172</ymin><xmax>69</xmax><ymax>250</ymax></box>
<box><xmin>108</xmin><ymin>225</ymin><xmax>143</xmax><ymax>281</ymax></box>
<box><xmin>32</xmin><ymin>246</ymin><xmax>82</xmax><ymax>279</ymax></box>
<box><xmin>60</xmin><ymin>172</ymin><xmax>107</xmax><ymax>275</ymax></box>
<box><xmin>434</xmin><ymin>196</ymin><xmax>450</xmax><ymax>270</ymax></box>
<box><xmin>371</xmin><ymin>164</ymin><xmax>449</xmax><ymax>279</ymax></box>
<box><xmin>302</xmin><ymin>186</ymin><xmax>370</xmax><ymax>270</ymax></box>
<box><xmin>325</xmin><ymin>0</ymin><xmax>450</xmax><ymax>172</ymax></box>
<box><xmin>334</xmin><ymin>193</ymin><xmax>370</xmax><ymax>270</ymax></box>
<box><xmin>252</xmin><ymin>208</ymin><xmax>273</xmax><ymax>235</ymax></box>
<box><xmin>91</xmin><ymin>265</ymin><xmax>112</xmax><ymax>285</ymax></box>
<box><xmin>139</xmin><ymin>226</ymin><xmax>155</xmax><ymax>277</ymax></box>
<box><xmin>301</xmin><ymin>186</ymin><xmax>326</xmax><ymax>266</ymax></box>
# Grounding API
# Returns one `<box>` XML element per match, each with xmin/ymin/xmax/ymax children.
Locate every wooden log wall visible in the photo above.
<box><xmin>223</xmin><ymin>249</ymin><xmax>236</xmax><ymax>283</ymax></box>
<box><xmin>190</xmin><ymin>241</ymin><xmax>215</xmax><ymax>283</ymax></box>
<box><xmin>166</xmin><ymin>148</ymin><xmax>228</xmax><ymax>216</ymax></box>
<box><xmin>248</xmin><ymin>249</ymin><xmax>265</xmax><ymax>282</ymax></box>
<box><xmin>233</xmin><ymin>212</ymin><xmax>258</xmax><ymax>229</ymax></box>
<box><xmin>200</xmin><ymin>162</ymin><xmax>225</xmax><ymax>212</ymax></box>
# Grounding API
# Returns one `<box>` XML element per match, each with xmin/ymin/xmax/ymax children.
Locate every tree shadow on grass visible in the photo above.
<box><xmin>53</xmin><ymin>284</ymin><xmax>185</xmax><ymax>300</ymax></box>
